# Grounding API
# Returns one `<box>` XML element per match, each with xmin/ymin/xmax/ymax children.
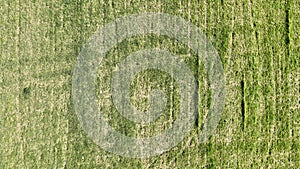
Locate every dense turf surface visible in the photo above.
<box><xmin>1</xmin><ymin>0</ymin><xmax>299</xmax><ymax>168</ymax></box>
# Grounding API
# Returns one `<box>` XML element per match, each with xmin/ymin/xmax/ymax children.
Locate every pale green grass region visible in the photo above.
<box><xmin>0</xmin><ymin>0</ymin><xmax>299</xmax><ymax>168</ymax></box>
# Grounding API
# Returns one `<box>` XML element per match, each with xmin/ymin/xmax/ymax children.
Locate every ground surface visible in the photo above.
<box><xmin>1</xmin><ymin>0</ymin><xmax>299</xmax><ymax>168</ymax></box>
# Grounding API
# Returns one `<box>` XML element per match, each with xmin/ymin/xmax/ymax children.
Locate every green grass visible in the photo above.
<box><xmin>1</xmin><ymin>0</ymin><xmax>299</xmax><ymax>168</ymax></box>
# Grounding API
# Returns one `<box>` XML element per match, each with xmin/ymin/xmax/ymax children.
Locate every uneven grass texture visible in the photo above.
<box><xmin>1</xmin><ymin>0</ymin><xmax>299</xmax><ymax>168</ymax></box>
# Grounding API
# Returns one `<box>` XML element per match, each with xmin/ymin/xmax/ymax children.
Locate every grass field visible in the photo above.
<box><xmin>1</xmin><ymin>0</ymin><xmax>299</xmax><ymax>168</ymax></box>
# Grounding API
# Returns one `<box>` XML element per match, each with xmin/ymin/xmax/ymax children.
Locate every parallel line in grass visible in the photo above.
<box><xmin>255</xmin><ymin>1</ymin><xmax>278</xmax><ymax>167</ymax></box>
<box><xmin>284</xmin><ymin>0</ymin><xmax>293</xmax><ymax>164</ymax></box>
<box><xmin>232</xmin><ymin>0</ymin><xmax>246</xmax><ymax>167</ymax></box>
<box><xmin>16</xmin><ymin>0</ymin><xmax>25</xmax><ymax>166</ymax></box>
<box><xmin>288</xmin><ymin>0</ymin><xmax>300</xmax><ymax>166</ymax></box>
